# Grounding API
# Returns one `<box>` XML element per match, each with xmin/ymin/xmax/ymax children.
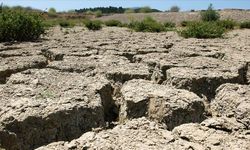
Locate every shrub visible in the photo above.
<box><xmin>139</xmin><ymin>6</ymin><xmax>152</xmax><ymax>13</ymax></box>
<box><xmin>94</xmin><ymin>10</ymin><xmax>102</xmax><ymax>17</ymax></box>
<box><xmin>240</xmin><ymin>21</ymin><xmax>250</xmax><ymax>29</ymax></box>
<box><xmin>85</xmin><ymin>20</ymin><xmax>102</xmax><ymax>30</ymax></box>
<box><xmin>86</xmin><ymin>10</ymin><xmax>94</xmax><ymax>15</ymax></box>
<box><xmin>128</xmin><ymin>17</ymin><xmax>165</xmax><ymax>32</ymax></box>
<box><xmin>179</xmin><ymin>21</ymin><xmax>225</xmax><ymax>39</ymax></box>
<box><xmin>124</xmin><ymin>8</ymin><xmax>135</xmax><ymax>14</ymax></box>
<box><xmin>181</xmin><ymin>21</ymin><xmax>193</xmax><ymax>27</ymax></box>
<box><xmin>201</xmin><ymin>4</ymin><xmax>220</xmax><ymax>21</ymax></box>
<box><xmin>164</xmin><ymin>21</ymin><xmax>175</xmax><ymax>28</ymax></box>
<box><xmin>216</xmin><ymin>19</ymin><xmax>236</xmax><ymax>30</ymax></box>
<box><xmin>59</xmin><ymin>20</ymin><xmax>75</xmax><ymax>28</ymax></box>
<box><xmin>105</xmin><ymin>20</ymin><xmax>122</xmax><ymax>27</ymax></box>
<box><xmin>170</xmin><ymin>6</ymin><xmax>180</xmax><ymax>12</ymax></box>
<box><xmin>48</xmin><ymin>7</ymin><xmax>57</xmax><ymax>18</ymax></box>
<box><xmin>0</xmin><ymin>10</ymin><xmax>45</xmax><ymax>42</ymax></box>
<box><xmin>48</xmin><ymin>8</ymin><xmax>56</xmax><ymax>14</ymax></box>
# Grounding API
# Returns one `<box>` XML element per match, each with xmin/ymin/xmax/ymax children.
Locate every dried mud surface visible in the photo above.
<box><xmin>0</xmin><ymin>27</ymin><xmax>250</xmax><ymax>150</ymax></box>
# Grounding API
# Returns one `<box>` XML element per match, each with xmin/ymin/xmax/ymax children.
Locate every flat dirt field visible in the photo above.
<box><xmin>99</xmin><ymin>10</ymin><xmax>250</xmax><ymax>24</ymax></box>
<box><xmin>0</xmin><ymin>23</ymin><xmax>250</xmax><ymax>149</ymax></box>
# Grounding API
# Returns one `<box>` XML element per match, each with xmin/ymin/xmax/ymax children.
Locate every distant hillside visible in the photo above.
<box><xmin>98</xmin><ymin>9</ymin><xmax>250</xmax><ymax>24</ymax></box>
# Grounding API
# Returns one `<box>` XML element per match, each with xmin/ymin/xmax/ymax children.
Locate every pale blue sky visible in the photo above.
<box><xmin>1</xmin><ymin>0</ymin><xmax>250</xmax><ymax>12</ymax></box>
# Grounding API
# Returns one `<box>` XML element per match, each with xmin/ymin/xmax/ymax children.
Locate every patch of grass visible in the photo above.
<box><xmin>179</xmin><ymin>21</ymin><xmax>225</xmax><ymax>39</ymax></box>
<box><xmin>164</xmin><ymin>21</ymin><xmax>176</xmax><ymax>28</ymax></box>
<box><xmin>105</xmin><ymin>20</ymin><xmax>122</xmax><ymax>27</ymax></box>
<box><xmin>240</xmin><ymin>21</ymin><xmax>250</xmax><ymax>29</ymax></box>
<box><xmin>85</xmin><ymin>20</ymin><xmax>103</xmax><ymax>30</ymax></box>
<box><xmin>43</xmin><ymin>18</ymin><xmax>86</xmax><ymax>28</ymax></box>
<box><xmin>59</xmin><ymin>20</ymin><xmax>75</xmax><ymax>28</ymax></box>
<box><xmin>128</xmin><ymin>17</ymin><xmax>165</xmax><ymax>32</ymax></box>
<box><xmin>0</xmin><ymin>10</ymin><xmax>45</xmax><ymax>42</ymax></box>
<box><xmin>181</xmin><ymin>21</ymin><xmax>196</xmax><ymax>27</ymax></box>
<box><xmin>216</xmin><ymin>19</ymin><xmax>236</xmax><ymax>30</ymax></box>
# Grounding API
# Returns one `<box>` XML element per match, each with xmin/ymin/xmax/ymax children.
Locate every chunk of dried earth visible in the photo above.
<box><xmin>211</xmin><ymin>83</ymin><xmax>250</xmax><ymax>128</ymax></box>
<box><xmin>0</xmin><ymin>69</ymin><xmax>115</xmax><ymax>150</ymax></box>
<box><xmin>120</xmin><ymin>79</ymin><xmax>205</xmax><ymax>130</ymax></box>
<box><xmin>0</xmin><ymin>56</ymin><xmax>47</xmax><ymax>84</ymax></box>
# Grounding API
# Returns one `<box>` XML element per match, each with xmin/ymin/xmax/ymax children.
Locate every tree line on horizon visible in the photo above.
<box><xmin>74</xmin><ymin>6</ymin><xmax>161</xmax><ymax>14</ymax></box>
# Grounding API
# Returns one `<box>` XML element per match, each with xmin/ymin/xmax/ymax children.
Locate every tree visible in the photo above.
<box><xmin>201</xmin><ymin>4</ymin><xmax>220</xmax><ymax>21</ymax></box>
<box><xmin>170</xmin><ymin>6</ymin><xmax>180</xmax><ymax>12</ymax></box>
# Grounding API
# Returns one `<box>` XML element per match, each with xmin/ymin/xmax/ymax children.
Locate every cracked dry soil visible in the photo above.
<box><xmin>0</xmin><ymin>27</ymin><xmax>250</xmax><ymax>150</ymax></box>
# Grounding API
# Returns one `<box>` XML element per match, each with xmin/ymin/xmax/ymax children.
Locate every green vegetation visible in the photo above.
<box><xmin>124</xmin><ymin>8</ymin><xmax>135</xmax><ymax>14</ymax></box>
<box><xmin>201</xmin><ymin>4</ymin><xmax>220</xmax><ymax>22</ymax></box>
<box><xmin>139</xmin><ymin>6</ymin><xmax>153</xmax><ymax>13</ymax></box>
<box><xmin>48</xmin><ymin>8</ymin><xmax>56</xmax><ymax>14</ymax></box>
<box><xmin>0</xmin><ymin>9</ymin><xmax>45</xmax><ymax>42</ymax></box>
<box><xmin>85</xmin><ymin>20</ymin><xmax>102</xmax><ymax>30</ymax></box>
<box><xmin>48</xmin><ymin>7</ymin><xmax>57</xmax><ymax>18</ymax></box>
<box><xmin>216</xmin><ymin>19</ymin><xmax>236</xmax><ymax>30</ymax></box>
<box><xmin>164</xmin><ymin>21</ymin><xmax>176</xmax><ymax>28</ymax></box>
<box><xmin>75</xmin><ymin>6</ymin><xmax>161</xmax><ymax>14</ymax></box>
<box><xmin>59</xmin><ymin>20</ymin><xmax>75</xmax><ymax>28</ymax></box>
<box><xmin>105</xmin><ymin>20</ymin><xmax>122</xmax><ymax>27</ymax></box>
<box><xmin>240</xmin><ymin>21</ymin><xmax>250</xmax><ymax>29</ymax></box>
<box><xmin>76</xmin><ymin>6</ymin><xmax>126</xmax><ymax>14</ymax></box>
<box><xmin>179</xmin><ymin>21</ymin><xmax>225</xmax><ymax>39</ymax></box>
<box><xmin>128</xmin><ymin>17</ymin><xmax>165</xmax><ymax>32</ymax></box>
<box><xmin>43</xmin><ymin>18</ymin><xmax>85</xmax><ymax>27</ymax></box>
<box><xmin>170</xmin><ymin>6</ymin><xmax>180</xmax><ymax>12</ymax></box>
<box><xmin>94</xmin><ymin>10</ymin><xmax>102</xmax><ymax>17</ymax></box>
<box><xmin>181</xmin><ymin>21</ymin><xmax>195</xmax><ymax>27</ymax></box>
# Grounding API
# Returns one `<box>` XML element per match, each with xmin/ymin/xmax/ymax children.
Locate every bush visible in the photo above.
<box><xmin>124</xmin><ymin>8</ymin><xmax>135</xmax><ymax>14</ymax></box>
<box><xmin>216</xmin><ymin>19</ymin><xmax>236</xmax><ymax>30</ymax></box>
<box><xmin>201</xmin><ymin>4</ymin><xmax>220</xmax><ymax>21</ymax></box>
<box><xmin>180</xmin><ymin>21</ymin><xmax>225</xmax><ymax>39</ymax></box>
<box><xmin>240</xmin><ymin>21</ymin><xmax>250</xmax><ymax>29</ymax></box>
<box><xmin>86</xmin><ymin>10</ymin><xmax>94</xmax><ymax>15</ymax></box>
<box><xmin>48</xmin><ymin>8</ymin><xmax>56</xmax><ymax>14</ymax></box>
<box><xmin>164</xmin><ymin>21</ymin><xmax>175</xmax><ymax>28</ymax></box>
<box><xmin>48</xmin><ymin>7</ymin><xmax>57</xmax><ymax>18</ymax></box>
<box><xmin>128</xmin><ymin>17</ymin><xmax>165</xmax><ymax>32</ymax></box>
<box><xmin>181</xmin><ymin>21</ymin><xmax>195</xmax><ymax>27</ymax></box>
<box><xmin>0</xmin><ymin>10</ymin><xmax>45</xmax><ymax>42</ymax></box>
<box><xmin>85</xmin><ymin>20</ymin><xmax>102</xmax><ymax>30</ymax></box>
<box><xmin>59</xmin><ymin>20</ymin><xmax>75</xmax><ymax>28</ymax></box>
<box><xmin>105</xmin><ymin>20</ymin><xmax>122</xmax><ymax>27</ymax></box>
<box><xmin>139</xmin><ymin>7</ymin><xmax>152</xmax><ymax>13</ymax></box>
<box><xmin>94</xmin><ymin>10</ymin><xmax>102</xmax><ymax>17</ymax></box>
<box><xmin>170</xmin><ymin>6</ymin><xmax>180</xmax><ymax>12</ymax></box>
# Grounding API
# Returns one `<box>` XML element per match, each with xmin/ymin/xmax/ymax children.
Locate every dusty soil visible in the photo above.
<box><xmin>99</xmin><ymin>10</ymin><xmax>250</xmax><ymax>24</ymax></box>
<box><xmin>0</xmin><ymin>26</ymin><xmax>250</xmax><ymax>150</ymax></box>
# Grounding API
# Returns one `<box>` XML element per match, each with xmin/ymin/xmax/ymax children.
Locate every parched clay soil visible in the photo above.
<box><xmin>0</xmin><ymin>26</ymin><xmax>250</xmax><ymax>150</ymax></box>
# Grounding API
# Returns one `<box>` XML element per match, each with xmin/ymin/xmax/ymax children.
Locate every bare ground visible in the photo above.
<box><xmin>98</xmin><ymin>10</ymin><xmax>250</xmax><ymax>24</ymax></box>
<box><xmin>0</xmin><ymin>26</ymin><xmax>250</xmax><ymax>149</ymax></box>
